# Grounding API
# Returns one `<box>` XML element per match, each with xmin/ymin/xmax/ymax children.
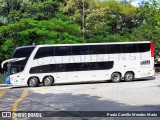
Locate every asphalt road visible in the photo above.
<box><xmin>0</xmin><ymin>75</ymin><xmax>160</xmax><ymax>120</ymax></box>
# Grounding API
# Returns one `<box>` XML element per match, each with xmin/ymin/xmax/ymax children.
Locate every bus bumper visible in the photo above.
<box><xmin>6</xmin><ymin>77</ymin><xmax>27</xmax><ymax>86</ymax></box>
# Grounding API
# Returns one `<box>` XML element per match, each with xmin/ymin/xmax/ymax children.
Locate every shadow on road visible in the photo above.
<box><xmin>9</xmin><ymin>76</ymin><xmax>156</xmax><ymax>89</ymax></box>
<box><xmin>16</xmin><ymin>90</ymin><xmax>160</xmax><ymax>120</ymax></box>
<box><xmin>53</xmin><ymin>76</ymin><xmax>156</xmax><ymax>86</ymax></box>
<box><xmin>9</xmin><ymin>86</ymin><xmax>29</xmax><ymax>89</ymax></box>
<box><xmin>132</xmin><ymin>76</ymin><xmax>156</xmax><ymax>82</ymax></box>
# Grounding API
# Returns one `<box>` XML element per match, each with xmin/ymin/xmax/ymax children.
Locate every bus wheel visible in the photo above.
<box><xmin>111</xmin><ymin>72</ymin><xmax>121</xmax><ymax>83</ymax></box>
<box><xmin>124</xmin><ymin>72</ymin><xmax>134</xmax><ymax>82</ymax></box>
<box><xmin>28</xmin><ymin>77</ymin><xmax>39</xmax><ymax>87</ymax></box>
<box><xmin>43</xmin><ymin>76</ymin><xmax>54</xmax><ymax>86</ymax></box>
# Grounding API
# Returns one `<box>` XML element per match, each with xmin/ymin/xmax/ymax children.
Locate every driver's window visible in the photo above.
<box><xmin>11</xmin><ymin>66</ymin><xmax>18</xmax><ymax>75</ymax></box>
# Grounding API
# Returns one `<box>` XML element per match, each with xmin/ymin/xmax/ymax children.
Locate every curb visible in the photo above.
<box><xmin>0</xmin><ymin>84</ymin><xmax>8</xmax><ymax>87</ymax></box>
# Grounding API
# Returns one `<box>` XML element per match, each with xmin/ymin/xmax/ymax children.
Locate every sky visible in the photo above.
<box><xmin>100</xmin><ymin>0</ymin><xmax>159</xmax><ymax>7</ymax></box>
<box><xmin>99</xmin><ymin>0</ymin><xmax>151</xmax><ymax>7</ymax></box>
<box><xmin>130</xmin><ymin>0</ymin><xmax>149</xmax><ymax>7</ymax></box>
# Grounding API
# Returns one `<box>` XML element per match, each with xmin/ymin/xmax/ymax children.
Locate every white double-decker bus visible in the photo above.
<box><xmin>1</xmin><ymin>41</ymin><xmax>154</xmax><ymax>87</ymax></box>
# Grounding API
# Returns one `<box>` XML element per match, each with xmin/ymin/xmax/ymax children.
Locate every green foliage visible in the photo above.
<box><xmin>62</xmin><ymin>0</ymin><xmax>141</xmax><ymax>42</ymax></box>
<box><xmin>0</xmin><ymin>73</ymin><xmax>6</xmax><ymax>84</ymax></box>
<box><xmin>0</xmin><ymin>0</ymin><xmax>160</xmax><ymax>64</ymax></box>
<box><xmin>0</xmin><ymin>16</ymin><xmax>85</xmax><ymax>62</ymax></box>
<box><xmin>0</xmin><ymin>0</ymin><xmax>62</xmax><ymax>25</ymax></box>
<box><xmin>124</xmin><ymin>0</ymin><xmax>160</xmax><ymax>59</ymax></box>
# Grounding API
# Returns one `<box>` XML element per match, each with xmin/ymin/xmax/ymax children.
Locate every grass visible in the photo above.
<box><xmin>0</xmin><ymin>74</ymin><xmax>6</xmax><ymax>84</ymax></box>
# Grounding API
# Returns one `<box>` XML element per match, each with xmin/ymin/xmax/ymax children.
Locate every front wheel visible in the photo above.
<box><xmin>28</xmin><ymin>77</ymin><xmax>39</xmax><ymax>87</ymax></box>
<box><xmin>111</xmin><ymin>72</ymin><xmax>121</xmax><ymax>83</ymax></box>
<box><xmin>124</xmin><ymin>72</ymin><xmax>134</xmax><ymax>82</ymax></box>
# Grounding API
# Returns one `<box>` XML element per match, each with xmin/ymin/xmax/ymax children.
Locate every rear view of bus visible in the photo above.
<box><xmin>138</xmin><ymin>41</ymin><xmax>154</xmax><ymax>77</ymax></box>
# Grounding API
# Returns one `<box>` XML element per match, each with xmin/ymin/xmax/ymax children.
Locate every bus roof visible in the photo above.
<box><xmin>36</xmin><ymin>41</ymin><xmax>150</xmax><ymax>47</ymax></box>
<box><xmin>17</xmin><ymin>41</ymin><xmax>151</xmax><ymax>48</ymax></box>
<box><xmin>16</xmin><ymin>45</ymin><xmax>36</xmax><ymax>49</ymax></box>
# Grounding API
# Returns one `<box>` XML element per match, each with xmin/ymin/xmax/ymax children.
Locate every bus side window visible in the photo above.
<box><xmin>106</xmin><ymin>44</ymin><xmax>121</xmax><ymax>54</ymax></box>
<box><xmin>34</xmin><ymin>47</ymin><xmax>54</xmax><ymax>59</ymax></box>
<box><xmin>66</xmin><ymin>63</ymin><xmax>75</xmax><ymax>72</ymax></box>
<box><xmin>87</xmin><ymin>63</ymin><xmax>98</xmax><ymax>70</ymax></box>
<box><xmin>91</xmin><ymin>45</ymin><xmax>106</xmax><ymax>54</ymax></box>
<box><xmin>30</xmin><ymin>65</ymin><xmax>50</xmax><ymax>74</ymax></box>
<box><xmin>50</xmin><ymin>64</ymin><xmax>57</xmax><ymax>72</ymax></box>
<box><xmin>80</xmin><ymin>63</ymin><xmax>87</xmax><ymax>71</ymax></box>
<box><xmin>138</xmin><ymin>43</ymin><xmax>150</xmax><ymax>52</ymax></box>
<box><xmin>55</xmin><ymin>46</ymin><xmax>72</xmax><ymax>56</ymax></box>
<box><xmin>57</xmin><ymin>64</ymin><xmax>66</xmax><ymax>72</ymax></box>
<box><xmin>98</xmin><ymin>61</ymin><xmax>114</xmax><ymax>70</ymax></box>
<box><xmin>121</xmin><ymin>44</ymin><xmax>138</xmax><ymax>53</ymax></box>
<box><xmin>72</xmin><ymin>46</ymin><xmax>89</xmax><ymax>55</ymax></box>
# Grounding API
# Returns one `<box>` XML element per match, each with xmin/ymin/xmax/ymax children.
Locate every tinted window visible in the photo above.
<box><xmin>11</xmin><ymin>60</ymin><xmax>27</xmax><ymax>66</ymax></box>
<box><xmin>66</xmin><ymin>63</ymin><xmax>77</xmax><ymax>71</ymax></box>
<box><xmin>34</xmin><ymin>47</ymin><xmax>54</xmax><ymax>59</ymax></box>
<box><xmin>11</xmin><ymin>46</ymin><xmax>35</xmax><ymax>72</ymax></box>
<box><xmin>138</xmin><ymin>43</ymin><xmax>150</xmax><ymax>52</ymax></box>
<box><xmin>81</xmin><ymin>63</ymin><xmax>88</xmax><ymax>70</ymax></box>
<box><xmin>72</xmin><ymin>46</ymin><xmax>89</xmax><ymax>55</ymax></box>
<box><xmin>55</xmin><ymin>46</ymin><xmax>72</xmax><ymax>56</ymax></box>
<box><xmin>57</xmin><ymin>64</ymin><xmax>66</xmax><ymax>72</ymax></box>
<box><xmin>122</xmin><ymin>44</ymin><xmax>138</xmax><ymax>53</ymax></box>
<box><xmin>19</xmin><ymin>66</ymin><xmax>25</xmax><ymax>72</ymax></box>
<box><xmin>30</xmin><ymin>65</ymin><xmax>50</xmax><ymax>74</ymax></box>
<box><xmin>10</xmin><ymin>65</ymin><xmax>25</xmax><ymax>75</ymax></box>
<box><xmin>91</xmin><ymin>45</ymin><xmax>106</xmax><ymax>54</ymax></box>
<box><xmin>50</xmin><ymin>64</ymin><xmax>57</xmax><ymax>72</ymax></box>
<box><xmin>73</xmin><ymin>63</ymin><xmax>82</xmax><ymax>71</ymax></box>
<box><xmin>32</xmin><ymin>43</ymin><xmax>150</xmax><ymax>60</ymax></box>
<box><xmin>98</xmin><ymin>61</ymin><xmax>113</xmax><ymax>70</ymax></box>
<box><xmin>12</xmin><ymin>47</ymin><xmax>35</xmax><ymax>58</ymax></box>
<box><xmin>87</xmin><ymin>63</ymin><xmax>98</xmax><ymax>70</ymax></box>
<box><xmin>30</xmin><ymin>61</ymin><xmax>114</xmax><ymax>74</ymax></box>
<box><xmin>105</xmin><ymin>44</ymin><xmax>121</xmax><ymax>54</ymax></box>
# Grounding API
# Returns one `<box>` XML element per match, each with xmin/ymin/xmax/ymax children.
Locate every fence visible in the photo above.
<box><xmin>0</xmin><ymin>72</ymin><xmax>6</xmax><ymax>84</ymax></box>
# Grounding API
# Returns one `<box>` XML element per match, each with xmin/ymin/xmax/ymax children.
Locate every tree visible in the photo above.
<box><xmin>0</xmin><ymin>16</ymin><xmax>85</xmax><ymax>62</ymax></box>
<box><xmin>62</xmin><ymin>0</ymin><xmax>140</xmax><ymax>42</ymax></box>
<box><xmin>126</xmin><ymin>0</ymin><xmax>160</xmax><ymax>58</ymax></box>
<box><xmin>0</xmin><ymin>0</ymin><xmax>63</xmax><ymax>25</ymax></box>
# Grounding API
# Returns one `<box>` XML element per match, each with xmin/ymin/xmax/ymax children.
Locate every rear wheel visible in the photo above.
<box><xmin>124</xmin><ymin>72</ymin><xmax>134</xmax><ymax>82</ymax></box>
<box><xmin>111</xmin><ymin>72</ymin><xmax>121</xmax><ymax>83</ymax></box>
<box><xmin>28</xmin><ymin>77</ymin><xmax>39</xmax><ymax>87</ymax></box>
<box><xmin>43</xmin><ymin>76</ymin><xmax>54</xmax><ymax>86</ymax></box>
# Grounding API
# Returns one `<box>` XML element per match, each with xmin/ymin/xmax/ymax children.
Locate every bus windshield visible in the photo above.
<box><xmin>9</xmin><ymin>65</ymin><xmax>25</xmax><ymax>75</ymax></box>
<box><xmin>10</xmin><ymin>66</ymin><xmax>19</xmax><ymax>75</ymax></box>
<box><xmin>8</xmin><ymin>46</ymin><xmax>35</xmax><ymax>75</ymax></box>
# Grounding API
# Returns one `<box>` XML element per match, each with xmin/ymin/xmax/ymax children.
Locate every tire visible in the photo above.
<box><xmin>111</xmin><ymin>72</ymin><xmax>121</xmax><ymax>83</ymax></box>
<box><xmin>43</xmin><ymin>76</ymin><xmax>54</xmax><ymax>86</ymax></box>
<box><xmin>124</xmin><ymin>72</ymin><xmax>134</xmax><ymax>82</ymax></box>
<box><xmin>28</xmin><ymin>77</ymin><xmax>39</xmax><ymax>87</ymax></box>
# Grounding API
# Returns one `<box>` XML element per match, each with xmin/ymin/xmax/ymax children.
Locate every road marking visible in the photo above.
<box><xmin>0</xmin><ymin>90</ymin><xmax>5</xmax><ymax>99</ymax></box>
<box><xmin>12</xmin><ymin>89</ymin><xmax>29</xmax><ymax>120</ymax></box>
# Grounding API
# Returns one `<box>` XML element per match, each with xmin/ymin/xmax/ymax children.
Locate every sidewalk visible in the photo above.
<box><xmin>0</xmin><ymin>84</ymin><xmax>7</xmax><ymax>87</ymax></box>
<box><xmin>0</xmin><ymin>84</ymin><xmax>11</xmax><ymax>90</ymax></box>
<box><xmin>155</xmin><ymin>73</ymin><xmax>160</xmax><ymax>77</ymax></box>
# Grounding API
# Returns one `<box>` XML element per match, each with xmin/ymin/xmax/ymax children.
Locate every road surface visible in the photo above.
<box><xmin>0</xmin><ymin>75</ymin><xmax>160</xmax><ymax>120</ymax></box>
